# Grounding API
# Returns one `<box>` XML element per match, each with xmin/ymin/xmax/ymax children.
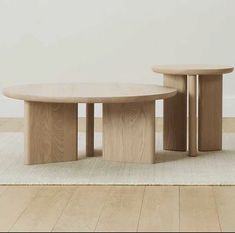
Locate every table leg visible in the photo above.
<box><xmin>103</xmin><ymin>101</ymin><xmax>155</xmax><ymax>164</ymax></box>
<box><xmin>198</xmin><ymin>75</ymin><xmax>222</xmax><ymax>151</ymax></box>
<box><xmin>24</xmin><ymin>101</ymin><xmax>78</xmax><ymax>165</ymax></box>
<box><xmin>188</xmin><ymin>75</ymin><xmax>197</xmax><ymax>156</ymax></box>
<box><xmin>86</xmin><ymin>103</ymin><xmax>94</xmax><ymax>157</ymax></box>
<box><xmin>163</xmin><ymin>74</ymin><xmax>187</xmax><ymax>151</ymax></box>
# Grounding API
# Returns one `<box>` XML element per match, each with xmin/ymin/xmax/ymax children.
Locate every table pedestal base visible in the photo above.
<box><xmin>86</xmin><ymin>103</ymin><xmax>94</xmax><ymax>156</ymax></box>
<box><xmin>164</xmin><ymin>74</ymin><xmax>187</xmax><ymax>151</ymax></box>
<box><xmin>103</xmin><ymin>101</ymin><xmax>155</xmax><ymax>164</ymax></box>
<box><xmin>198</xmin><ymin>75</ymin><xmax>222</xmax><ymax>151</ymax></box>
<box><xmin>189</xmin><ymin>75</ymin><xmax>197</xmax><ymax>156</ymax></box>
<box><xmin>164</xmin><ymin>74</ymin><xmax>223</xmax><ymax>156</ymax></box>
<box><xmin>24</xmin><ymin>101</ymin><xmax>78</xmax><ymax>165</ymax></box>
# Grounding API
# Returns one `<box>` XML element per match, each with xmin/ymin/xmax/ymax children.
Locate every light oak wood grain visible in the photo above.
<box><xmin>1</xmin><ymin>117</ymin><xmax>235</xmax><ymax>133</ymax></box>
<box><xmin>199</xmin><ymin>75</ymin><xmax>222</xmax><ymax>151</ymax></box>
<box><xmin>95</xmin><ymin>186</ymin><xmax>145</xmax><ymax>232</ymax></box>
<box><xmin>3</xmin><ymin>83</ymin><xmax>176</xmax><ymax>103</ymax></box>
<box><xmin>0</xmin><ymin>186</ymin><xmax>41</xmax><ymax>232</ymax></box>
<box><xmin>164</xmin><ymin>74</ymin><xmax>187</xmax><ymax>151</ymax></box>
<box><xmin>153</xmin><ymin>64</ymin><xmax>234</xmax><ymax>75</ymax></box>
<box><xmin>180</xmin><ymin>186</ymin><xmax>221</xmax><ymax>232</ymax></box>
<box><xmin>86</xmin><ymin>103</ymin><xmax>94</xmax><ymax>157</ymax></box>
<box><xmin>53</xmin><ymin>186</ymin><xmax>110</xmax><ymax>232</ymax></box>
<box><xmin>153</xmin><ymin>64</ymin><xmax>233</xmax><ymax>155</ymax></box>
<box><xmin>0</xmin><ymin>117</ymin><xmax>102</xmax><ymax>133</ymax></box>
<box><xmin>103</xmin><ymin>101</ymin><xmax>155</xmax><ymax>164</ymax></box>
<box><xmin>188</xmin><ymin>75</ymin><xmax>197</xmax><ymax>157</ymax></box>
<box><xmin>1</xmin><ymin>185</ymin><xmax>235</xmax><ymax>232</ymax></box>
<box><xmin>214</xmin><ymin>186</ymin><xmax>235</xmax><ymax>232</ymax></box>
<box><xmin>10</xmin><ymin>186</ymin><xmax>75</xmax><ymax>232</ymax></box>
<box><xmin>138</xmin><ymin>186</ymin><xmax>179</xmax><ymax>232</ymax></box>
<box><xmin>24</xmin><ymin>102</ymin><xmax>78</xmax><ymax>165</ymax></box>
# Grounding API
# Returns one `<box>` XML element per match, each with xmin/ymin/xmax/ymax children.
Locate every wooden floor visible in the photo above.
<box><xmin>0</xmin><ymin>186</ymin><xmax>235</xmax><ymax>232</ymax></box>
<box><xmin>0</xmin><ymin>118</ymin><xmax>235</xmax><ymax>232</ymax></box>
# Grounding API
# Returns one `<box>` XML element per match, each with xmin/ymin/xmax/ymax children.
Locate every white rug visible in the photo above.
<box><xmin>0</xmin><ymin>132</ymin><xmax>235</xmax><ymax>185</ymax></box>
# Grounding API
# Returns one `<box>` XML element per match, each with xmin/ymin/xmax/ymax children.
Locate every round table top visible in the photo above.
<box><xmin>153</xmin><ymin>64</ymin><xmax>234</xmax><ymax>75</ymax></box>
<box><xmin>2</xmin><ymin>83</ymin><xmax>177</xmax><ymax>103</ymax></box>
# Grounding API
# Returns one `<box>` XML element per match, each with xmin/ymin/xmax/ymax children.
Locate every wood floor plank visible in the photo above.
<box><xmin>95</xmin><ymin>186</ymin><xmax>145</xmax><ymax>232</ymax></box>
<box><xmin>138</xmin><ymin>186</ymin><xmax>179</xmax><ymax>232</ymax></box>
<box><xmin>53</xmin><ymin>186</ymin><xmax>111</xmax><ymax>232</ymax></box>
<box><xmin>10</xmin><ymin>186</ymin><xmax>76</xmax><ymax>232</ymax></box>
<box><xmin>180</xmin><ymin>186</ymin><xmax>221</xmax><ymax>232</ymax></box>
<box><xmin>2</xmin><ymin>185</ymin><xmax>235</xmax><ymax>232</ymax></box>
<box><xmin>214</xmin><ymin>186</ymin><xmax>235</xmax><ymax>232</ymax></box>
<box><xmin>0</xmin><ymin>186</ymin><xmax>41</xmax><ymax>232</ymax></box>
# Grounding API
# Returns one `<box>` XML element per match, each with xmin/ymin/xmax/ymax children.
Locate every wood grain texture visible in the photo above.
<box><xmin>3</xmin><ymin>83</ymin><xmax>177</xmax><ymax>104</ymax></box>
<box><xmin>1</xmin><ymin>117</ymin><xmax>235</xmax><ymax>133</ymax></box>
<box><xmin>86</xmin><ymin>103</ymin><xmax>94</xmax><ymax>157</ymax></box>
<box><xmin>103</xmin><ymin>101</ymin><xmax>155</xmax><ymax>164</ymax></box>
<box><xmin>0</xmin><ymin>186</ymin><xmax>41</xmax><ymax>232</ymax></box>
<box><xmin>24</xmin><ymin>101</ymin><xmax>78</xmax><ymax>165</ymax></box>
<box><xmin>198</xmin><ymin>75</ymin><xmax>223</xmax><ymax>151</ymax></box>
<box><xmin>163</xmin><ymin>74</ymin><xmax>187</xmax><ymax>151</ymax></box>
<box><xmin>138</xmin><ymin>186</ymin><xmax>179</xmax><ymax>232</ymax></box>
<box><xmin>188</xmin><ymin>75</ymin><xmax>197</xmax><ymax>156</ymax></box>
<box><xmin>53</xmin><ymin>186</ymin><xmax>110</xmax><ymax>232</ymax></box>
<box><xmin>95</xmin><ymin>186</ymin><xmax>145</xmax><ymax>232</ymax></box>
<box><xmin>153</xmin><ymin>64</ymin><xmax>234</xmax><ymax>75</ymax></box>
<box><xmin>214</xmin><ymin>186</ymin><xmax>235</xmax><ymax>232</ymax></box>
<box><xmin>2</xmin><ymin>185</ymin><xmax>235</xmax><ymax>232</ymax></box>
<box><xmin>10</xmin><ymin>186</ymin><xmax>76</xmax><ymax>232</ymax></box>
<box><xmin>180</xmin><ymin>186</ymin><xmax>221</xmax><ymax>232</ymax></box>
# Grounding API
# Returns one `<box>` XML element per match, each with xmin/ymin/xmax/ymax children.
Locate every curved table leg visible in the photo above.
<box><xmin>86</xmin><ymin>103</ymin><xmax>94</xmax><ymax>157</ymax></box>
<box><xmin>188</xmin><ymin>75</ymin><xmax>197</xmax><ymax>156</ymax></box>
<box><xmin>24</xmin><ymin>101</ymin><xmax>78</xmax><ymax>165</ymax></box>
<box><xmin>163</xmin><ymin>74</ymin><xmax>187</xmax><ymax>151</ymax></box>
<box><xmin>198</xmin><ymin>75</ymin><xmax>222</xmax><ymax>151</ymax></box>
<box><xmin>103</xmin><ymin>101</ymin><xmax>155</xmax><ymax>164</ymax></box>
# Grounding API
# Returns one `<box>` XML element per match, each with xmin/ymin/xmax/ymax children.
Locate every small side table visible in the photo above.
<box><xmin>152</xmin><ymin>65</ymin><xmax>234</xmax><ymax>156</ymax></box>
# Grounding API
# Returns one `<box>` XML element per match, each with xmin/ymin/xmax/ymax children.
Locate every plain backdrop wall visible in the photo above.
<box><xmin>0</xmin><ymin>0</ymin><xmax>234</xmax><ymax>117</ymax></box>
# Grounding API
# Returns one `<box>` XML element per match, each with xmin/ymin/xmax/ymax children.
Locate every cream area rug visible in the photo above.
<box><xmin>0</xmin><ymin>132</ymin><xmax>235</xmax><ymax>185</ymax></box>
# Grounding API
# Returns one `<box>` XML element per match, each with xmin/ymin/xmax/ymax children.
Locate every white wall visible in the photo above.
<box><xmin>0</xmin><ymin>0</ymin><xmax>234</xmax><ymax>117</ymax></box>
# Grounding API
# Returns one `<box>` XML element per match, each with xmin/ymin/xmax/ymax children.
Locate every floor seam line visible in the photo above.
<box><xmin>7</xmin><ymin>186</ymin><xmax>43</xmax><ymax>232</ymax></box>
<box><xmin>212</xmin><ymin>187</ymin><xmax>223</xmax><ymax>232</ymax></box>
<box><xmin>136</xmin><ymin>186</ymin><xmax>146</xmax><ymax>232</ymax></box>
<box><xmin>50</xmin><ymin>187</ymin><xmax>77</xmax><ymax>232</ymax></box>
<box><xmin>93</xmin><ymin>185</ymin><xmax>112</xmax><ymax>232</ymax></box>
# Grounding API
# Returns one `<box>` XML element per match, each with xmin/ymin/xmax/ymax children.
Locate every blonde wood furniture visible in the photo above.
<box><xmin>24</xmin><ymin>102</ymin><xmax>78</xmax><ymax>164</ymax></box>
<box><xmin>3</xmin><ymin>83</ymin><xmax>176</xmax><ymax>164</ymax></box>
<box><xmin>153</xmin><ymin>65</ymin><xmax>234</xmax><ymax>156</ymax></box>
<box><xmin>103</xmin><ymin>101</ymin><xmax>156</xmax><ymax>163</ymax></box>
<box><xmin>86</xmin><ymin>103</ymin><xmax>94</xmax><ymax>157</ymax></box>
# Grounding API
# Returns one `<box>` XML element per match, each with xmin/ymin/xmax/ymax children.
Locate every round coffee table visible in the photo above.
<box><xmin>3</xmin><ymin>83</ymin><xmax>176</xmax><ymax>164</ymax></box>
<box><xmin>152</xmin><ymin>65</ymin><xmax>234</xmax><ymax>156</ymax></box>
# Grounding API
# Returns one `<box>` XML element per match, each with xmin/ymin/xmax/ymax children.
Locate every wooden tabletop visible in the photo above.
<box><xmin>3</xmin><ymin>83</ymin><xmax>177</xmax><ymax>103</ymax></box>
<box><xmin>153</xmin><ymin>65</ymin><xmax>234</xmax><ymax>75</ymax></box>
